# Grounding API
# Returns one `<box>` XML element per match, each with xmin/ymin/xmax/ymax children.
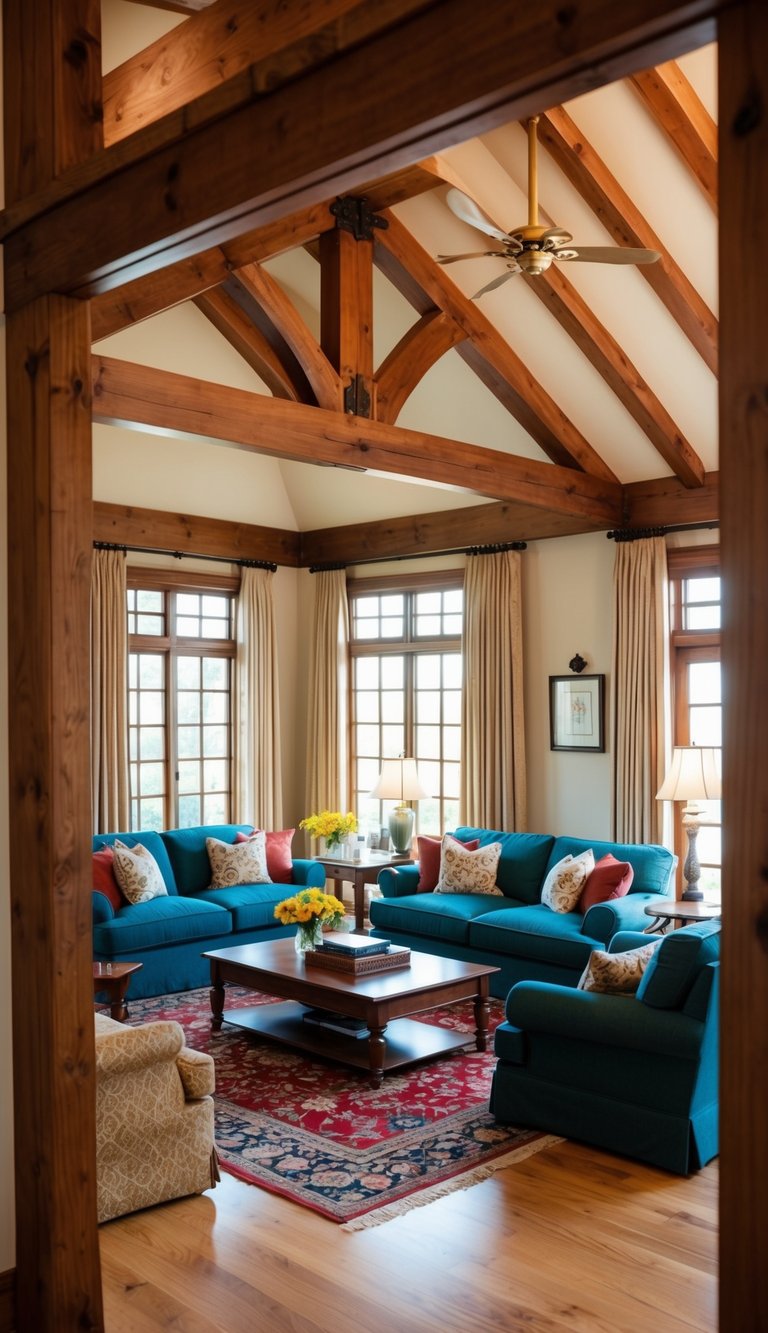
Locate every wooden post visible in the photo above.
<box><xmin>320</xmin><ymin>205</ymin><xmax>375</xmax><ymax>416</ymax></box>
<box><xmin>719</xmin><ymin>1</ymin><xmax>768</xmax><ymax>1327</ymax></box>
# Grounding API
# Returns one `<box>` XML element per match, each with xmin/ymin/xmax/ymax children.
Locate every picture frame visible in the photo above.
<box><xmin>549</xmin><ymin>674</ymin><xmax>605</xmax><ymax>752</ymax></box>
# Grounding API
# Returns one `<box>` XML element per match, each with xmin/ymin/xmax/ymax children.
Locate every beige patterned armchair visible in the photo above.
<box><xmin>95</xmin><ymin>1012</ymin><xmax>219</xmax><ymax>1223</ymax></box>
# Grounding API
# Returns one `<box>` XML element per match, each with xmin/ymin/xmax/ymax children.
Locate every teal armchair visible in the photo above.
<box><xmin>489</xmin><ymin>921</ymin><xmax>720</xmax><ymax>1174</ymax></box>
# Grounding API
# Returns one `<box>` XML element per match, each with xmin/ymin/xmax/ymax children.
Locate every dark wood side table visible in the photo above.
<box><xmin>93</xmin><ymin>961</ymin><xmax>143</xmax><ymax>1022</ymax></box>
<box><xmin>314</xmin><ymin>851</ymin><xmax>414</xmax><ymax>932</ymax></box>
<box><xmin>644</xmin><ymin>899</ymin><xmax>722</xmax><ymax>933</ymax></box>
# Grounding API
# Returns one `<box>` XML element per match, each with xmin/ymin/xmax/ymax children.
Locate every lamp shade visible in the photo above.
<box><xmin>369</xmin><ymin>757</ymin><xmax>430</xmax><ymax>803</ymax></box>
<box><xmin>656</xmin><ymin>746</ymin><xmax>722</xmax><ymax>802</ymax></box>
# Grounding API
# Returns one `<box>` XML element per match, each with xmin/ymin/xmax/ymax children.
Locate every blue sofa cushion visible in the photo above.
<box><xmin>92</xmin><ymin>830</ymin><xmax>178</xmax><ymax>895</ymax></box>
<box><xmin>453</xmin><ymin>828</ymin><xmax>555</xmax><ymax>904</ymax></box>
<box><xmin>469</xmin><ymin>904</ymin><xmax>602</xmax><ymax>968</ymax></box>
<box><xmin>369</xmin><ymin>892</ymin><xmax>510</xmax><ymax>945</ymax></box>
<box><xmin>637</xmin><ymin>921</ymin><xmax>721</xmax><ymax>1009</ymax></box>
<box><xmin>545</xmin><ymin>836</ymin><xmax>675</xmax><ymax>898</ymax></box>
<box><xmin>198</xmin><ymin>884</ymin><xmax>297</xmax><ymax>931</ymax></box>
<box><xmin>160</xmin><ymin>824</ymin><xmax>254</xmax><ymax>894</ymax></box>
<box><xmin>93</xmin><ymin>894</ymin><xmax>230</xmax><ymax>955</ymax></box>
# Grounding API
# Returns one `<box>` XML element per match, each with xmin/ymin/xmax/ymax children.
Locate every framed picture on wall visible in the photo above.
<box><xmin>549</xmin><ymin>674</ymin><xmax>605</xmax><ymax>752</ymax></box>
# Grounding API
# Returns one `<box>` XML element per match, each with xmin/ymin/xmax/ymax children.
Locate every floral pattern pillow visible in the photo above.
<box><xmin>434</xmin><ymin>835</ymin><xmax>503</xmax><ymax>895</ymax></box>
<box><xmin>112</xmin><ymin>840</ymin><xmax>168</xmax><ymax>905</ymax></box>
<box><xmin>207</xmin><ymin>833</ymin><xmax>271</xmax><ymax>888</ymax></box>
<box><xmin>577</xmin><ymin>940</ymin><xmax>660</xmax><ymax>995</ymax></box>
<box><xmin>541</xmin><ymin>849</ymin><xmax>595</xmax><ymax>913</ymax></box>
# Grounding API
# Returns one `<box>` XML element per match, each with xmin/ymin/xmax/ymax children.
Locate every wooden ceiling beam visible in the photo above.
<box><xmin>375</xmin><ymin>311</ymin><xmax>467</xmax><ymax>424</ymax></box>
<box><xmin>538</xmin><ymin>106</ymin><xmax>718</xmax><ymax>373</ymax></box>
<box><xmin>534</xmin><ymin>265</ymin><xmax>705</xmax><ymax>486</ymax></box>
<box><xmin>2</xmin><ymin>0</ymin><xmax>724</xmax><ymax>310</ymax></box>
<box><xmin>320</xmin><ymin>218</ymin><xmax>375</xmax><ymax>414</ymax></box>
<box><xmin>91</xmin><ymin>354</ymin><xmax>623</xmax><ymax>523</ymax></box>
<box><xmin>630</xmin><ymin>60</ymin><xmax>717</xmax><ymax>211</ymax></box>
<box><xmin>622</xmin><ymin>469</ymin><xmax>719</xmax><ymax>526</ymax></box>
<box><xmin>376</xmin><ymin>211</ymin><xmax>619</xmax><ymax>482</ymax></box>
<box><xmin>93</xmin><ymin>500</ymin><xmax>302</xmax><ymax>565</ymax></box>
<box><xmin>233</xmin><ymin>262</ymin><xmax>343</xmax><ymax>410</ymax></box>
<box><xmin>193</xmin><ymin>288</ymin><xmax>302</xmax><ymax>400</ymax></box>
<box><xmin>128</xmin><ymin>1</ymin><xmax>213</xmax><ymax>12</ymax></box>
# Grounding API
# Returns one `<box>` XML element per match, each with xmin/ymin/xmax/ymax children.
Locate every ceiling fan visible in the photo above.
<box><xmin>437</xmin><ymin>115</ymin><xmax>661</xmax><ymax>299</ymax></box>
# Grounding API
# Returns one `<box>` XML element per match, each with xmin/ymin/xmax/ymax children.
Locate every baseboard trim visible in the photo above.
<box><xmin>0</xmin><ymin>1269</ymin><xmax>15</xmax><ymax>1333</ymax></box>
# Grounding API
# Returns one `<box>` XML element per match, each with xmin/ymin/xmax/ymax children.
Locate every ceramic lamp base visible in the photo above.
<box><xmin>388</xmin><ymin>805</ymin><xmax>415</xmax><ymax>855</ymax></box>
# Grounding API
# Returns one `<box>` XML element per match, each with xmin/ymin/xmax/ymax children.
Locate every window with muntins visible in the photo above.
<box><xmin>349</xmin><ymin>573</ymin><xmax>463</xmax><ymax>840</ymax></box>
<box><xmin>127</xmin><ymin>573</ymin><xmax>236</xmax><ymax>831</ymax></box>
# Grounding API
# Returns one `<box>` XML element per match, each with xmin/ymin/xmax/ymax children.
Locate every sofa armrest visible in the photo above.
<box><xmin>176</xmin><ymin>1046</ymin><xmax>215</xmax><ymax>1100</ymax></box>
<box><xmin>378</xmin><ymin>865</ymin><xmax>422</xmax><ymax>897</ymax></box>
<box><xmin>609</xmin><ymin>930</ymin><xmax>655</xmax><ymax>953</ymax></box>
<box><xmin>92</xmin><ymin>890</ymin><xmax>115</xmax><ymax>924</ymax></box>
<box><xmin>582</xmin><ymin>892</ymin><xmax>666</xmax><ymax>944</ymax></box>
<box><xmin>292</xmin><ymin>859</ymin><xmax>325</xmax><ymax>888</ymax></box>
<box><xmin>504</xmin><ymin>981</ymin><xmax>703</xmax><ymax>1058</ymax></box>
<box><xmin>95</xmin><ymin>1018</ymin><xmax>184</xmax><ymax>1076</ymax></box>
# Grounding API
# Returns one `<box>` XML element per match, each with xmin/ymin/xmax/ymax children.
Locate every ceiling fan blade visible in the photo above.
<box><xmin>437</xmin><ymin>250</ymin><xmax>508</xmax><ymax>265</ymax></box>
<box><xmin>445</xmin><ymin>188</ymin><xmax>509</xmax><ymax>242</ymax></box>
<box><xmin>471</xmin><ymin>269</ymin><xmax>518</xmax><ymax>299</ymax></box>
<box><xmin>557</xmin><ymin>245</ymin><xmax>661</xmax><ymax>266</ymax></box>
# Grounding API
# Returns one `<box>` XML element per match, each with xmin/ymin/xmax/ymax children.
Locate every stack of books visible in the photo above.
<box><xmin>305</xmin><ymin>932</ymin><xmax>411</xmax><ymax>975</ymax></box>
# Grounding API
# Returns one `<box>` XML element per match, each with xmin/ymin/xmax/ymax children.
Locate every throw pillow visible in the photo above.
<box><xmin>577</xmin><ymin>940</ymin><xmax>660</xmax><ymax>995</ymax></box>
<box><xmin>236</xmin><ymin>828</ymin><xmax>295</xmax><ymax>883</ymax></box>
<box><xmin>541</xmin><ymin>849</ymin><xmax>595</xmax><ymax>913</ymax></box>
<box><xmin>92</xmin><ymin>847</ymin><xmax>124</xmax><ymax>912</ymax></box>
<box><xmin>416</xmin><ymin>834</ymin><xmax>480</xmax><ymax>892</ymax></box>
<box><xmin>434</xmin><ymin>834</ymin><xmax>503</xmax><ymax>895</ymax></box>
<box><xmin>207</xmin><ymin>832</ymin><xmax>271</xmax><ymax>887</ymax></box>
<box><xmin>112</xmin><ymin>840</ymin><xmax>168</xmax><ymax>905</ymax></box>
<box><xmin>579</xmin><ymin>853</ymin><xmax>634</xmax><ymax>912</ymax></box>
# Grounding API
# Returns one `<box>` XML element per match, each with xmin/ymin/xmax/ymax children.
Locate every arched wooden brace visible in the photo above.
<box><xmin>375</xmin><ymin>310</ymin><xmax>467</xmax><ymax>424</ymax></box>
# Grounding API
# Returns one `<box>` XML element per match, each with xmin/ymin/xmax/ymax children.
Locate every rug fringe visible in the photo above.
<box><xmin>340</xmin><ymin>1134</ymin><xmax>564</xmax><ymax>1232</ymax></box>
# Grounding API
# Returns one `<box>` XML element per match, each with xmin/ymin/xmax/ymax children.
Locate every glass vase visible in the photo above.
<box><xmin>294</xmin><ymin>918</ymin><xmax>324</xmax><ymax>953</ymax></box>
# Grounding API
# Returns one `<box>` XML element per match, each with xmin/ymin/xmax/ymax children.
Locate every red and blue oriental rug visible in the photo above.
<box><xmin>126</xmin><ymin>985</ymin><xmax>558</xmax><ymax>1228</ymax></box>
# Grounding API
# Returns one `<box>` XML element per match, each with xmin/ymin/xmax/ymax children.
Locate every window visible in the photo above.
<box><xmin>127</xmin><ymin>573</ymin><xmax>237</xmax><ymax>831</ymax></box>
<box><xmin>349</xmin><ymin>574</ymin><xmax>463</xmax><ymax>839</ymax></box>
<box><xmin>668</xmin><ymin>548</ymin><xmax>721</xmax><ymax>899</ymax></box>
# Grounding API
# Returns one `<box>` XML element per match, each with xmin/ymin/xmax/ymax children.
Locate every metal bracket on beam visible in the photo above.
<box><xmin>343</xmin><ymin>374</ymin><xmax>371</xmax><ymax>418</ymax></box>
<box><xmin>330</xmin><ymin>197</ymin><xmax>389</xmax><ymax>241</ymax></box>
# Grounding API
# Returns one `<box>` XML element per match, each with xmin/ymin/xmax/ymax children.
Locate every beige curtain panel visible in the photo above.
<box><xmin>611</xmin><ymin>536</ymin><xmax>670</xmax><ymax>843</ymax></box>
<box><xmin>91</xmin><ymin>548</ymin><xmax>130</xmax><ymax>833</ymax></box>
<box><xmin>233</xmin><ymin>566</ymin><xmax>283</xmax><ymax>829</ymax></box>
<box><xmin>305</xmin><ymin>569</ymin><xmax>350</xmax><ymax>824</ymax></box>
<box><xmin>461</xmin><ymin>549</ymin><xmax>527</xmax><ymax>830</ymax></box>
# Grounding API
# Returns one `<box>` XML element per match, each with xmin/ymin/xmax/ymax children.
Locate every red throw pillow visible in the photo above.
<box><xmin>92</xmin><ymin>847</ymin><xmax>124</xmax><ymax>911</ymax></box>
<box><xmin>236</xmin><ymin>829</ymin><xmax>295</xmax><ymax>883</ymax></box>
<box><xmin>579</xmin><ymin>853</ymin><xmax>634</xmax><ymax>912</ymax></box>
<box><xmin>417</xmin><ymin>835</ymin><xmax>480</xmax><ymax>893</ymax></box>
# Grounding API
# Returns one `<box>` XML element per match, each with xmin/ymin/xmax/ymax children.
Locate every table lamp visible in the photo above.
<box><xmin>656</xmin><ymin>746</ymin><xmax>721</xmax><ymax>901</ymax></box>
<box><xmin>369</xmin><ymin>756</ymin><xmax>430</xmax><ymax>854</ymax></box>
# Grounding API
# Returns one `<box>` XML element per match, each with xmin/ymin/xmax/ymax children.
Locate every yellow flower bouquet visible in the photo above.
<box><xmin>274</xmin><ymin>887</ymin><xmax>347</xmax><ymax>953</ymax></box>
<box><xmin>299</xmin><ymin>809</ymin><xmax>358</xmax><ymax>851</ymax></box>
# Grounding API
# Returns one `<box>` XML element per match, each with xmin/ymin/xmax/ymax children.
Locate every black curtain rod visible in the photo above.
<box><xmin>606</xmin><ymin>522</ymin><xmax>719</xmax><ymax>543</ymax></box>
<box><xmin>309</xmin><ymin>540</ymin><xmax>526</xmax><ymax>573</ymax></box>
<box><xmin>93</xmin><ymin>541</ymin><xmax>277</xmax><ymax>573</ymax></box>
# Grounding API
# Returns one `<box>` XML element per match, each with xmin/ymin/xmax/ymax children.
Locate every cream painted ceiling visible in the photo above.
<box><xmin>95</xmin><ymin>1</ymin><xmax>717</xmax><ymax>536</ymax></box>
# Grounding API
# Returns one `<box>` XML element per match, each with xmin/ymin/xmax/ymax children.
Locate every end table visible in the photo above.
<box><xmin>314</xmin><ymin>851</ymin><xmax>414</xmax><ymax>931</ymax></box>
<box><xmin>93</xmin><ymin>961</ymin><xmax>143</xmax><ymax>1022</ymax></box>
<box><xmin>644</xmin><ymin>898</ymin><xmax>721</xmax><ymax>933</ymax></box>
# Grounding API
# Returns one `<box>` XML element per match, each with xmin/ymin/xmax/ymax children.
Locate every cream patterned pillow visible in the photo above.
<box><xmin>541</xmin><ymin>849</ymin><xmax>595</xmax><ymax>913</ymax></box>
<box><xmin>112</xmin><ymin>840</ymin><xmax>168</xmax><ymax>905</ymax></box>
<box><xmin>577</xmin><ymin>941</ymin><xmax>660</xmax><ymax>995</ymax></box>
<box><xmin>207</xmin><ymin>833</ymin><xmax>271</xmax><ymax>888</ymax></box>
<box><xmin>434</xmin><ymin>834</ymin><xmax>503</xmax><ymax>896</ymax></box>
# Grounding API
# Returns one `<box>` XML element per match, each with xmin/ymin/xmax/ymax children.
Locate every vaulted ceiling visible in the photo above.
<box><xmin>90</xmin><ymin>0</ymin><xmax>719</xmax><ymax>563</ymax></box>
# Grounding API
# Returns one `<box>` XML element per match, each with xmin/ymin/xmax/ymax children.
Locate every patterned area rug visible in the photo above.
<box><xmin>126</xmin><ymin>985</ymin><xmax>557</xmax><ymax>1229</ymax></box>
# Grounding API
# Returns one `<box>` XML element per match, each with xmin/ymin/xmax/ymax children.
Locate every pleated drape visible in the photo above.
<box><xmin>91</xmin><ymin>548</ymin><xmax>130</xmax><ymax>833</ymax></box>
<box><xmin>611</xmin><ymin>537</ymin><xmax>670</xmax><ymax>843</ymax></box>
<box><xmin>460</xmin><ymin>550</ymin><xmax>527</xmax><ymax>830</ymax></box>
<box><xmin>233</xmin><ymin>566</ymin><xmax>283</xmax><ymax>828</ymax></box>
<box><xmin>305</xmin><ymin>569</ymin><xmax>350</xmax><ymax>818</ymax></box>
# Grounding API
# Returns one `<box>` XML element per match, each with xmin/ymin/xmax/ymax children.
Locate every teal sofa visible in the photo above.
<box><xmin>370</xmin><ymin>827</ymin><xmax>676</xmax><ymax>998</ymax></box>
<box><xmin>92</xmin><ymin>824</ymin><xmax>324</xmax><ymax>998</ymax></box>
<box><xmin>489</xmin><ymin>921</ymin><xmax>720</xmax><ymax>1173</ymax></box>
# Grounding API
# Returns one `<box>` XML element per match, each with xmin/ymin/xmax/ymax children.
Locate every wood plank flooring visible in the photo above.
<box><xmin>99</xmin><ymin>1140</ymin><xmax>717</xmax><ymax>1332</ymax></box>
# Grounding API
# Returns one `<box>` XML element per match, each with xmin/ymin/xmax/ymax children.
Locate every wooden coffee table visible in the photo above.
<box><xmin>204</xmin><ymin>939</ymin><xmax>498</xmax><ymax>1088</ymax></box>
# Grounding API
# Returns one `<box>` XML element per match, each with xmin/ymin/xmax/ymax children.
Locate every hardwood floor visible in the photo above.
<box><xmin>99</xmin><ymin>1141</ymin><xmax>717</xmax><ymax>1332</ymax></box>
